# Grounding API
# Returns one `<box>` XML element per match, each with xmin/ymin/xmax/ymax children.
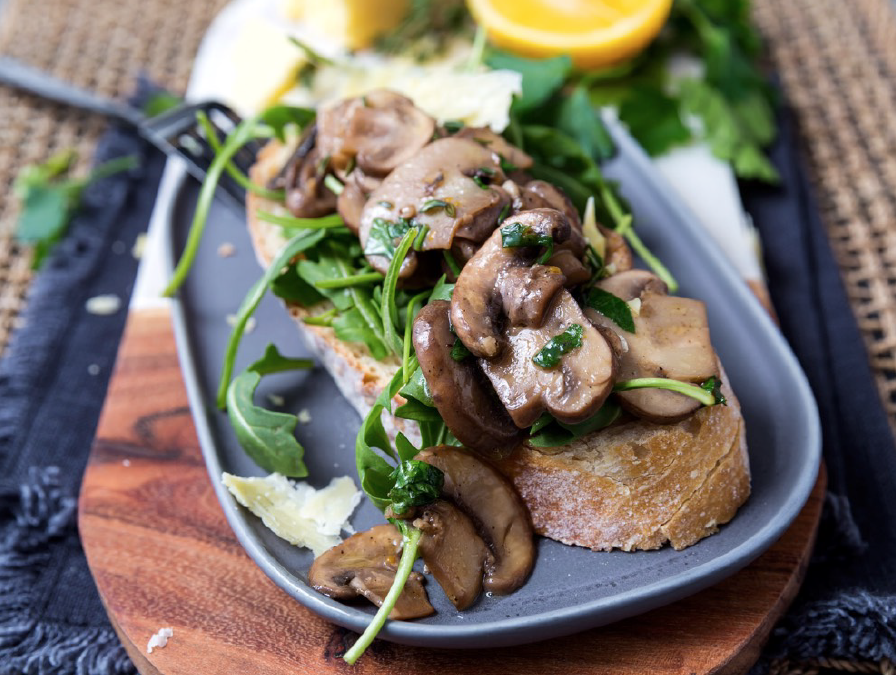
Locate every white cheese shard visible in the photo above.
<box><xmin>85</xmin><ymin>294</ymin><xmax>121</xmax><ymax>315</ymax></box>
<box><xmin>222</xmin><ymin>473</ymin><xmax>362</xmax><ymax>557</ymax></box>
<box><xmin>146</xmin><ymin>627</ymin><xmax>173</xmax><ymax>654</ymax></box>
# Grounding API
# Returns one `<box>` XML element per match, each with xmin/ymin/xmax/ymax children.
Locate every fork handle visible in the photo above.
<box><xmin>0</xmin><ymin>57</ymin><xmax>145</xmax><ymax>127</ymax></box>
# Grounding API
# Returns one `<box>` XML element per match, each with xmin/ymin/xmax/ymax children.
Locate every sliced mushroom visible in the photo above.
<box><xmin>336</xmin><ymin>169</ymin><xmax>381</xmax><ymax>235</ymax></box>
<box><xmin>519</xmin><ymin>180</ymin><xmax>582</xmax><ymax>229</ymax></box>
<box><xmin>455</xmin><ymin>127</ymin><xmax>533</xmax><ymax>171</ymax></box>
<box><xmin>317</xmin><ymin>90</ymin><xmax>435</xmax><ymax>177</ymax></box>
<box><xmin>450</xmin><ymin>208</ymin><xmax>586</xmax><ymax>359</ymax></box>
<box><xmin>481</xmin><ymin>289</ymin><xmax>617</xmax><ymax>427</ymax></box>
<box><xmin>415</xmin><ymin>445</ymin><xmax>535</xmax><ymax>595</ymax></box>
<box><xmin>412</xmin><ymin>300</ymin><xmax>525</xmax><ymax>454</ymax></box>
<box><xmin>588</xmin><ymin>271</ymin><xmax>718</xmax><ymax>424</ymax></box>
<box><xmin>283</xmin><ymin>146</ymin><xmax>338</xmax><ymax>218</ymax></box>
<box><xmin>360</xmin><ymin>137</ymin><xmax>511</xmax><ymax>277</ymax></box>
<box><xmin>600</xmin><ymin>224</ymin><xmax>633</xmax><ymax>273</ymax></box>
<box><xmin>309</xmin><ymin>524</ymin><xmax>434</xmax><ymax>619</ymax></box>
<box><xmin>413</xmin><ymin>500</ymin><xmax>491</xmax><ymax>610</ymax></box>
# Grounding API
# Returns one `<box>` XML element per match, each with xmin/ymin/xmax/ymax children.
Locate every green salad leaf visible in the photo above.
<box><xmin>528</xmin><ymin>401</ymin><xmax>622</xmax><ymax>447</ymax></box>
<box><xmin>225</xmin><ymin>344</ymin><xmax>314</xmax><ymax>476</ymax></box>
<box><xmin>585</xmin><ymin>287</ymin><xmax>636</xmax><ymax>333</ymax></box>
<box><xmin>388</xmin><ymin>460</ymin><xmax>444</xmax><ymax>515</ymax></box>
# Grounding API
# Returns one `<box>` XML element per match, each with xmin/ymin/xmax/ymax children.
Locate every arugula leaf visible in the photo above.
<box><xmin>500</xmin><ymin>221</ymin><xmax>554</xmax><ymax>264</ymax></box>
<box><xmin>450</xmin><ymin>337</ymin><xmax>471</xmax><ymax>362</ymax></box>
<box><xmin>429</xmin><ymin>276</ymin><xmax>455</xmax><ymax>302</ymax></box>
<box><xmin>15</xmin><ymin>151</ymin><xmax>138</xmax><ymax>268</ymax></box>
<box><xmin>225</xmin><ymin>344</ymin><xmax>313</xmax><ymax>476</ymax></box>
<box><xmin>484</xmin><ymin>50</ymin><xmax>572</xmax><ymax>113</ymax></box>
<box><xmin>271</xmin><ymin>265</ymin><xmax>325</xmax><ymax>306</ymax></box>
<box><xmin>618</xmin><ymin>87</ymin><xmax>692</xmax><ymax>156</ymax></box>
<box><xmin>528</xmin><ymin>401</ymin><xmax>621</xmax><ymax>447</ymax></box>
<box><xmin>388</xmin><ymin>459</ymin><xmax>444</xmax><ymax>515</ymax></box>
<box><xmin>258</xmin><ymin>104</ymin><xmax>316</xmax><ymax>142</ymax></box>
<box><xmin>556</xmin><ymin>86</ymin><xmax>615</xmax><ymax>161</ymax></box>
<box><xmin>585</xmin><ymin>287</ymin><xmax>636</xmax><ymax>333</ymax></box>
<box><xmin>700</xmin><ymin>375</ymin><xmax>727</xmax><ymax>405</ymax></box>
<box><xmin>216</xmin><ymin>229</ymin><xmax>326</xmax><ymax>409</ymax></box>
<box><xmin>533</xmin><ymin>324</ymin><xmax>584</xmax><ymax>369</ymax></box>
<box><xmin>141</xmin><ymin>91</ymin><xmax>183</xmax><ymax>117</ymax></box>
<box><xmin>365</xmin><ymin>217</ymin><xmax>413</xmax><ymax>260</ymax></box>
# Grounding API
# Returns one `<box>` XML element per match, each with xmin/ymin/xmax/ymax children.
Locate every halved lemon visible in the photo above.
<box><xmin>466</xmin><ymin>0</ymin><xmax>674</xmax><ymax>69</ymax></box>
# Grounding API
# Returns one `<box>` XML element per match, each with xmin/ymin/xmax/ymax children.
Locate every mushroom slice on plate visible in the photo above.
<box><xmin>450</xmin><ymin>208</ymin><xmax>586</xmax><ymax>359</ymax></box>
<box><xmin>415</xmin><ymin>446</ymin><xmax>535</xmax><ymax>595</ymax></box>
<box><xmin>589</xmin><ymin>271</ymin><xmax>719</xmax><ymax>424</ymax></box>
<box><xmin>519</xmin><ymin>180</ymin><xmax>582</xmax><ymax>229</ymax></box>
<box><xmin>282</xmin><ymin>145</ymin><xmax>338</xmax><ymax>219</ymax></box>
<box><xmin>359</xmin><ymin>137</ymin><xmax>510</xmax><ymax>278</ymax></box>
<box><xmin>413</xmin><ymin>500</ymin><xmax>491</xmax><ymax>610</ymax></box>
<box><xmin>316</xmin><ymin>89</ymin><xmax>436</xmax><ymax>177</ymax></box>
<box><xmin>412</xmin><ymin>300</ymin><xmax>525</xmax><ymax>455</ymax></box>
<box><xmin>309</xmin><ymin>524</ymin><xmax>434</xmax><ymax>619</ymax></box>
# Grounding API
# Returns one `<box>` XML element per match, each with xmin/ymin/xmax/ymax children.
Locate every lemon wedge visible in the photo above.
<box><xmin>466</xmin><ymin>0</ymin><xmax>673</xmax><ymax>68</ymax></box>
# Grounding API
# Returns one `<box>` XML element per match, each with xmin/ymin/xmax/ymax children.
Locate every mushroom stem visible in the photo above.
<box><xmin>343</xmin><ymin>526</ymin><xmax>423</xmax><ymax>665</ymax></box>
<box><xmin>613</xmin><ymin>377</ymin><xmax>717</xmax><ymax>407</ymax></box>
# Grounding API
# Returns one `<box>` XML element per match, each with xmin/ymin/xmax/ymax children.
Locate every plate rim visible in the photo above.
<box><xmin>163</xmin><ymin>120</ymin><xmax>821</xmax><ymax>647</ymax></box>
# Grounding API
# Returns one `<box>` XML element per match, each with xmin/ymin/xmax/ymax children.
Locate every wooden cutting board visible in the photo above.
<box><xmin>78</xmin><ymin>307</ymin><xmax>826</xmax><ymax>675</ymax></box>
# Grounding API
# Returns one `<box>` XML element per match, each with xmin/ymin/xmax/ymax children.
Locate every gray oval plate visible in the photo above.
<box><xmin>164</xmin><ymin>119</ymin><xmax>821</xmax><ymax>649</ymax></box>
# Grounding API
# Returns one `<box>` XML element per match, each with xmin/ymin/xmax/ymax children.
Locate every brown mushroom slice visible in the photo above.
<box><xmin>284</xmin><ymin>147</ymin><xmax>338</xmax><ymax>218</ymax></box>
<box><xmin>412</xmin><ymin>300</ymin><xmax>525</xmax><ymax>455</ymax></box>
<box><xmin>596</xmin><ymin>269</ymin><xmax>667</xmax><ymax>301</ymax></box>
<box><xmin>455</xmin><ymin>126</ymin><xmax>533</xmax><ymax>170</ymax></box>
<box><xmin>612</xmin><ymin>292</ymin><xmax>719</xmax><ymax>424</ymax></box>
<box><xmin>413</xmin><ymin>500</ymin><xmax>491</xmax><ymax>610</ymax></box>
<box><xmin>481</xmin><ymin>290</ymin><xmax>616</xmax><ymax>427</ymax></box>
<box><xmin>317</xmin><ymin>90</ymin><xmax>436</xmax><ymax>176</ymax></box>
<box><xmin>309</xmin><ymin>524</ymin><xmax>434</xmax><ymax>619</ymax></box>
<box><xmin>520</xmin><ymin>180</ymin><xmax>582</xmax><ymax>229</ymax></box>
<box><xmin>415</xmin><ymin>445</ymin><xmax>534</xmax><ymax>595</ymax></box>
<box><xmin>360</xmin><ymin>138</ymin><xmax>510</xmax><ymax>277</ymax></box>
<box><xmin>545</xmin><ymin>248</ymin><xmax>591</xmax><ymax>287</ymax></box>
<box><xmin>336</xmin><ymin>169</ymin><xmax>382</xmax><ymax>235</ymax></box>
<box><xmin>450</xmin><ymin>208</ymin><xmax>577</xmax><ymax>359</ymax></box>
<box><xmin>599</xmin><ymin>224</ymin><xmax>633</xmax><ymax>273</ymax></box>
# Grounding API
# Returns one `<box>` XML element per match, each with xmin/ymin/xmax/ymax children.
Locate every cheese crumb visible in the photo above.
<box><xmin>86</xmin><ymin>294</ymin><xmax>121</xmax><ymax>315</ymax></box>
<box><xmin>132</xmin><ymin>233</ymin><xmax>147</xmax><ymax>259</ymax></box>
<box><xmin>267</xmin><ymin>393</ymin><xmax>285</xmax><ymax>407</ymax></box>
<box><xmin>297</xmin><ymin>408</ymin><xmax>312</xmax><ymax>425</ymax></box>
<box><xmin>217</xmin><ymin>242</ymin><xmax>236</xmax><ymax>258</ymax></box>
<box><xmin>146</xmin><ymin>627</ymin><xmax>173</xmax><ymax>654</ymax></box>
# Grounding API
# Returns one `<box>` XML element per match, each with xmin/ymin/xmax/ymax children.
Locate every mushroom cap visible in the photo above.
<box><xmin>454</xmin><ymin>126</ymin><xmax>533</xmax><ymax>171</ymax></box>
<box><xmin>308</xmin><ymin>524</ymin><xmax>434</xmax><ymax>619</ymax></box>
<box><xmin>412</xmin><ymin>300</ymin><xmax>525</xmax><ymax>455</ymax></box>
<box><xmin>450</xmin><ymin>208</ymin><xmax>581</xmax><ymax>359</ymax></box>
<box><xmin>283</xmin><ymin>147</ymin><xmax>338</xmax><ymax>218</ymax></box>
<box><xmin>360</xmin><ymin>137</ymin><xmax>510</xmax><ymax>277</ymax></box>
<box><xmin>317</xmin><ymin>89</ymin><xmax>435</xmax><ymax>177</ymax></box>
<box><xmin>414</xmin><ymin>500</ymin><xmax>491</xmax><ymax>610</ymax></box>
<box><xmin>519</xmin><ymin>180</ymin><xmax>582</xmax><ymax>229</ymax></box>
<box><xmin>481</xmin><ymin>289</ymin><xmax>617</xmax><ymax>427</ymax></box>
<box><xmin>415</xmin><ymin>445</ymin><xmax>535</xmax><ymax>595</ymax></box>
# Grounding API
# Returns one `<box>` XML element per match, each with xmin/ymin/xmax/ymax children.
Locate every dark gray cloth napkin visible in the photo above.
<box><xmin>0</xmin><ymin>96</ymin><xmax>893</xmax><ymax>674</ymax></box>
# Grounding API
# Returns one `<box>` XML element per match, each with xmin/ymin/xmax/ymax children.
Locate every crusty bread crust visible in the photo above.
<box><xmin>246</xmin><ymin>141</ymin><xmax>751</xmax><ymax>551</ymax></box>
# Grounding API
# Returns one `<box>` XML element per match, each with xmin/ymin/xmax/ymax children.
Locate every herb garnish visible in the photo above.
<box><xmin>420</xmin><ymin>198</ymin><xmax>456</xmax><ymax>217</ymax></box>
<box><xmin>226</xmin><ymin>344</ymin><xmax>314</xmax><ymax>476</ymax></box>
<box><xmin>388</xmin><ymin>460</ymin><xmax>444</xmax><ymax>516</ymax></box>
<box><xmin>614</xmin><ymin>376</ymin><xmax>728</xmax><ymax>407</ymax></box>
<box><xmin>14</xmin><ymin>150</ymin><xmax>137</xmax><ymax>268</ymax></box>
<box><xmin>533</xmin><ymin>324</ymin><xmax>584</xmax><ymax>369</ymax></box>
<box><xmin>365</xmin><ymin>217</ymin><xmax>412</xmax><ymax>259</ymax></box>
<box><xmin>450</xmin><ymin>337</ymin><xmax>471</xmax><ymax>362</ymax></box>
<box><xmin>585</xmin><ymin>287</ymin><xmax>636</xmax><ymax>333</ymax></box>
<box><xmin>470</xmin><ymin>166</ymin><xmax>495</xmax><ymax>189</ymax></box>
<box><xmin>528</xmin><ymin>402</ymin><xmax>622</xmax><ymax>447</ymax></box>
<box><xmin>500</xmin><ymin>222</ymin><xmax>554</xmax><ymax>265</ymax></box>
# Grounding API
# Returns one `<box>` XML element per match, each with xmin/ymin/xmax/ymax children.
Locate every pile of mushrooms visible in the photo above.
<box><xmin>288</xmin><ymin>89</ymin><xmax>722</xmax><ymax>615</ymax></box>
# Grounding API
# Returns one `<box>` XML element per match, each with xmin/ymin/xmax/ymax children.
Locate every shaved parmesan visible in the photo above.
<box><xmin>222</xmin><ymin>473</ymin><xmax>361</xmax><ymax>557</ymax></box>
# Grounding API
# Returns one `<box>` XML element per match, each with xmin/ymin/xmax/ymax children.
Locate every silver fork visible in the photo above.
<box><xmin>0</xmin><ymin>56</ymin><xmax>261</xmax><ymax>210</ymax></box>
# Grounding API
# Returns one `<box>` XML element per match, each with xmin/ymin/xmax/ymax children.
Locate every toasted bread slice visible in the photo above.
<box><xmin>246</xmin><ymin>141</ymin><xmax>751</xmax><ymax>551</ymax></box>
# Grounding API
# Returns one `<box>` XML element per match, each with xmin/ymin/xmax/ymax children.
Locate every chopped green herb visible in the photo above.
<box><xmin>412</xmin><ymin>224</ymin><xmax>430</xmax><ymax>251</ymax></box>
<box><xmin>420</xmin><ymin>198</ymin><xmax>456</xmax><ymax>217</ymax></box>
<box><xmin>225</xmin><ymin>344</ymin><xmax>314</xmax><ymax>476</ymax></box>
<box><xmin>344</xmin><ymin>155</ymin><xmax>357</xmax><ymax>176</ymax></box>
<box><xmin>442</xmin><ymin>250</ymin><xmax>462</xmax><ymax>277</ymax></box>
<box><xmin>497</xmin><ymin>202</ymin><xmax>511</xmax><ymax>225</ymax></box>
<box><xmin>533</xmin><ymin>324</ymin><xmax>584</xmax><ymax>369</ymax></box>
<box><xmin>585</xmin><ymin>287</ymin><xmax>636</xmax><ymax>333</ymax></box>
<box><xmin>500</xmin><ymin>221</ymin><xmax>555</xmax><ymax>265</ymax></box>
<box><xmin>443</xmin><ymin>120</ymin><xmax>465</xmax><ymax>134</ymax></box>
<box><xmin>700</xmin><ymin>376</ymin><xmax>727</xmax><ymax>405</ymax></box>
<box><xmin>499</xmin><ymin>156</ymin><xmax>519</xmax><ymax>173</ymax></box>
<box><xmin>365</xmin><ymin>217</ymin><xmax>412</xmax><ymax>260</ymax></box>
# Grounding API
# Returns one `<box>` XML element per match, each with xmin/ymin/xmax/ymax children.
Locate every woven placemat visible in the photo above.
<box><xmin>0</xmin><ymin>0</ymin><xmax>229</xmax><ymax>352</ymax></box>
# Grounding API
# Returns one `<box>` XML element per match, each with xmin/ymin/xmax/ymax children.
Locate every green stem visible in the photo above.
<box><xmin>314</xmin><ymin>272</ymin><xmax>384</xmax><ymax>289</ymax></box>
<box><xmin>442</xmin><ymin>250</ymin><xmax>461</xmax><ymax>277</ymax></box>
<box><xmin>402</xmin><ymin>292</ymin><xmax>430</xmax><ymax>384</ymax></box>
<box><xmin>164</xmin><ymin>116</ymin><xmax>261</xmax><ymax>297</ymax></box>
<box><xmin>382</xmin><ymin>229</ymin><xmax>418</xmax><ymax>356</ymax></box>
<box><xmin>323</xmin><ymin>174</ymin><xmax>344</xmax><ymax>195</ymax></box>
<box><xmin>599</xmin><ymin>184</ymin><xmax>678</xmax><ymax>292</ymax></box>
<box><xmin>613</xmin><ymin>377</ymin><xmax>715</xmax><ymax>407</ymax></box>
<box><xmin>197</xmin><ymin>111</ymin><xmax>284</xmax><ymax>201</ymax></box>
<box><xmin>343</xmin><ymin>527</ymin><xmax>423</xmax><ymax>665</ymax></box>
<box><xmin>257</xmin><ymin>210</ymin><xmax>344</xmax><ymax>229</ymax></box>
<box><xmin>302</xmin><ymin>307</ymin><xmax>338</xmax><ymax>326</ymax></box>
